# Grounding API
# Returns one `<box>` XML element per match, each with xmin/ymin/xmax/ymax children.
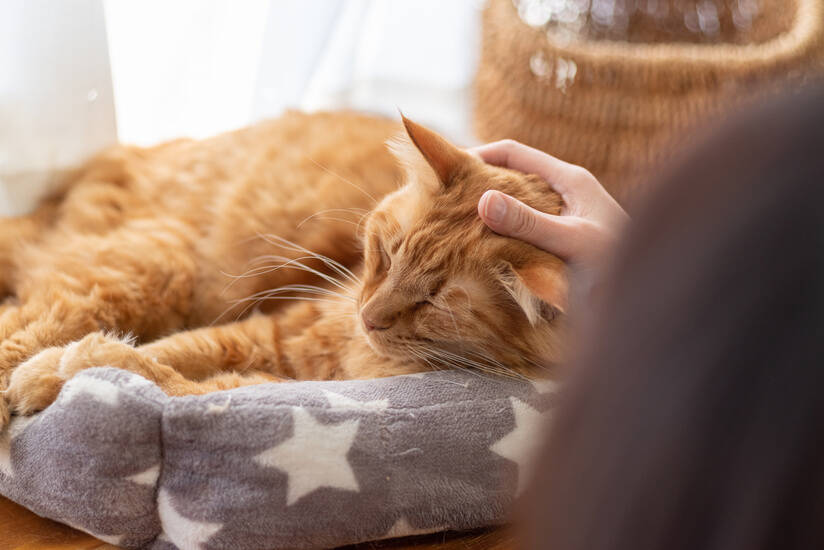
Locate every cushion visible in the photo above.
<box><xmin>0</xmin><ymin>367</ymin><xmax>556</xmax><ymax>549</ymax></box>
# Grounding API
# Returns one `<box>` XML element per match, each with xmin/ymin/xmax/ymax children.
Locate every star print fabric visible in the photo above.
<box><xmin>0</xmin><ymin>367</ymin><xmax>555</xmax><ymax>549</ymax></box>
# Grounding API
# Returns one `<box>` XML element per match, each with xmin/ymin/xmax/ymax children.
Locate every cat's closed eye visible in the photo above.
<box><xmin>380</xmin><ymin>236</ymin><xmax>404</xmax><ymax>268</ymax></box>
<box><xmin>415</xmin><ymin>285</ymin><xmax>442</xmax><ymax>307</ymax></box>
<box><xmin>370</xmin><ymin>238</ymin><xmax>392</xmax><ymax>272</ymax></box>
<box><xmin>380</xmin><ymin>247</ymin><xmax>391</xmax><ymax>270</ymax></box>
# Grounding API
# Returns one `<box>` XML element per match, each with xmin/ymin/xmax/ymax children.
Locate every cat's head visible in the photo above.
<box><xmin>357</xmin><ymin>117</ymin><xmax>567</xmax><ymax>375</ymax></box>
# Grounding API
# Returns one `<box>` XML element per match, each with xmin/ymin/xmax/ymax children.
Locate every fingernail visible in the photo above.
<box><xmin>484</xmin><ymin>191</ymin><xmax>507</xmax><ymax>224</ymax></box>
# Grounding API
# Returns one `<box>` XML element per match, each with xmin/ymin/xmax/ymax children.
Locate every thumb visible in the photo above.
<box><xmin>478</xmin><ymin>190</ymin><xmax>576</xmax><ymax>259</ymax></box>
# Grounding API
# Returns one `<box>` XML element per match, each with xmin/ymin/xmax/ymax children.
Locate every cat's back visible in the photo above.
<box><xmin>73</xmin><ymin>110</ymin><xmax>401</xmax><ymax>240</ymax></box>
<box><xmin>114</xmin><ymin>111</ymin><xmax>401</xmax><ymax>221</ymax></box>
<box><xmin>60</xmin><ymin>111</ymin><xmax>403</xmax><ymax>322</ymax></box>
<box><xmin>201</xmin><ymin>111</ymin><xmax>405</xmax><ymax>304</ymax></box>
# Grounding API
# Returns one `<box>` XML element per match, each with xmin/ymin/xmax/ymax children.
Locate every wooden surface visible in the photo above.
<box><xmin>0</xmin><ymin>496</ymin><xmax>118</xmax><ymax>550</ymax></box>
<box><xmin>0</xmin><ymin>495</ymin><xmax>496</xmax><ymax>550</ymax></box>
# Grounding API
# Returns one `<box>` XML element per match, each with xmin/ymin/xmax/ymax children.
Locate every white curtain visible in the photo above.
<box><xmin>0</xmin><ymin>0</ymin><xmax>484</xmax><ymax>216</ymax></box>
<box><xmin>0</xmin><ymin>0</ymin><xmax>117</xmax><ymax>216</ymax></box>
<box><xmin>252</xmin><ymin>0</ymin><xmax>483</xmax><ymax>144</ymax></box>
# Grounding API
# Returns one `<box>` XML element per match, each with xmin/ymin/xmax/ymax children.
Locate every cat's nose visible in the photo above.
<box><xmin>362</xmin><ymin>311</ymin><xmax>391</xmax><ymax>331</ymax></box>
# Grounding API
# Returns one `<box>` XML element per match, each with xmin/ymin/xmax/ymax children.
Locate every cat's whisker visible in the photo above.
<box><xmin>211</xmin><ymin>291</ymin><xmax>265</xmax><ymax>326</ymax></box>
<box><xmin>213</xmin><ymin>281</ymin><xmax>355</xmax><ymax>326</ymax></box>
<box><xmin>219</xmin><ymin>264</ymin><xmax>296</xmax><ymax>296</ymax></box>
<box><xmin>221</xmin><ymin>292</ymin><xmax>343</xmax><ymax>320</ymax></box>
<box><xmin>231</xmin><ymin>285</ymin><xmax>355</xmax><ymax>306</ymax></box>
<box><xmin>414</xmin><ymin>349</ymin><xmax>464</xmax><ymax>377</ymax></box>
<box><xmin>217</xmin><ymin>259</ymin><xmax>360</xmax><ymax>324</ymax></box>
<box><xmin>437</xmin><ymin>302</ymin><xmax>462</xmax><ymax>340</ymax></box>
<box><xmin>523</xmin><ymin>356</ymin><xmax>554</xmax><ymax>373</ymax></box>
<box><xmin>211</xmin><ymin>296</ymin><xmax>264</xmax><ymax>326</ymax></box>
<box><xmin>223</xmin><ymin>264</ymin><xmax>282</xmax><ymax>280</ymax></box>
<box><xmin>221</xmin><ymin>238</ymin><xmax>359</xmax><ymax>297</ymax></box>
<box><xmin>263</xmin><ymin>284</ymin><xmax>356</xmax><ymax>303</ymax></box>
<box><xmin>426</xmin><ymin>349</ymin><xmax>492</xmax><ymax>378</ymax></box>
<box><xmin>298</xmin><ymin>216</ymin><xmax>362</xmax><ymax>229</ymax></box>
<box><xmin>468</xmin><ymin>348</ymin><xmax>546</xmax><ymax>381</ymax></box>
<box><xmin>412</xmin><ymin>347</ymin><xmax>489</xmax><ymax>380</ymax></box>
<box><xmin>296</xmin><ymin>208</ymin><xmax>368</xmax><ymax>230</ymax></box>
<box><xmin>256</xmin><ymin>234</ymin><xmax>361</xmax><ymax>284</ymax></box>
<box><xmin>305</xmin><ymin>155</ymin><xmax>378</xmax><ymax>205</ymax></box>
<box><xmin>409</xmin><ymin>335</ymin><xmax>517</xmax><ymax>380</ymax></box>
<box><xmin>428</xmin><ymin>347</ymin><xmax>523</xmax><ymax>381</ymax></box>
<box><xmin>353</xmin><ymin>210</ymin><xmax>372</xmax><ymax>240</ymax></box>
<box><xmin>405</xmin><ymin>347</ymin><xmax>441</xmax><ymax>373</ymax></box>
<box><xmin>221</xmin><ymin>263</ymin><xmax>354</xmax><ymax>315</ymax></box>
<box><xmin>260</xmin><ymin>296</ymin><xmax>346</xmax><ymax>305</ymax></box>
<box><xmin>233</xmin><ymin>294</ymin><xmax>346</xmax><ymax>306</ymax></box>
<box><xmin>451</xmin><ymin>284</ymin><xmax>474</xmax><ymax>310</ymax></box>
<box><xmin>272</xmin><ymin>241</ymin><xmax>362</xmax><ymax>284</ymax></box>
<box><xmin>464</xmin><ymin>348</ymin><xmax>518</xmax><ymax>375</ymax></box>
<box><xmin>250</xmin><ymin>254</ymin><xmax>351</xmax><ymax>291</ymax></box>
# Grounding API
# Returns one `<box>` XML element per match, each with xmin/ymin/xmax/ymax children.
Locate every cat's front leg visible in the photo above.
<box><xmin>5</xmin><ymin>332</ymin><xmax>284</xmax><ymax>415</ymax></box>
<box><xmin>6</xmin><ymin>332</ymin><xmax>198</xmax><ymax>415</ymax></box>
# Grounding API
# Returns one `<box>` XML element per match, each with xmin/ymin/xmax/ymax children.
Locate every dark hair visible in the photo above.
<box><xmin>525</xmin><ymin>84</ymin><xmax>824</xmax><ymax>550</ymax></box>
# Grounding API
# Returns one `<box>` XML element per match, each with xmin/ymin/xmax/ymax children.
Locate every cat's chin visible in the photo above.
<box><xmin>361</xmin><ymin>333</ymin><xmax>394</xmax><ymax>358</ymax></box>
<box><xmin>361</xmin><ymin>331</ymin><xmax>417</xmax><ymax>362</ymax></box>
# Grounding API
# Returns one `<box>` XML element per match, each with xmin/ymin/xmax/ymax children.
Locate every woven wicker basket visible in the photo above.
<box><xmin>474</xmin><ymin>0</ymin><xmax>824</xmax><ymax>204</ymax></box>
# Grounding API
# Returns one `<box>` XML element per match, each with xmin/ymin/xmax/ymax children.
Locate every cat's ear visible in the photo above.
<box><xmin>499</xmin><ymin>262</ymin><xmax>568</xmax><ymax>325</ymax></box>
<box><xmin>400</xmin><ymin>115</ymin><xmax>472</xmax><ymax>187</ymax></box>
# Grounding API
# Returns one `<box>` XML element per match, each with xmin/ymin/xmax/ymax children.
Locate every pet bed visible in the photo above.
<box><xmin>0</xmin><ymin>367</ymin><xmax>556</xmax><ymax>549</ymax></box>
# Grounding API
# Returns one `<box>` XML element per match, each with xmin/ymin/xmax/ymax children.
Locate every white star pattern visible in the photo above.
<box><xmin>0</xmin><ymin>415</ymin><xmax>38</xmax><ymax>478</ymax></box>
<box><xmin>254</xmin><ymin>407</ymin><xmax>361</xmax><ymax>506</ymax></box>
<box><xmin>530</xmin><ymin>378</ymin><xmax>559</xmax><ymax>395</ymax></box>
<box><xmin>322</xmin><ymin>390</ymin><xmax>389</xmax><ymax>412</ymax></box>
<box><xmin>158</xmin><ymin>489</ymin><xmax>223</xmax><ymax>550</ymax></box>
<box><xmin>95</xmin><ymin>533</ymin><xmax>125</xmax><ymax>546</ymax></box>
<box><xmin>2</xmin><ymin>366</ymin><xmax>566</xmax><ymax>547</ymax></box>
<box><xmin>124</xmin><ymin>374</ymin><xmax>154</xmax><ymax>389</ymax></box>
<box><xmin>489</xmin><ymin>397</ymin><xmax>548</xmax><ymax>495</ymax></box>
<box><xmin>64</xmin><ymin>519</ymin><xmax>124</xmax><ymax>547</ymax></box>
<box><xmin>205</xmin><ymin>396</ymin><xmax>232</xmax><ymax>414</ymax></box>
<box><xmin>60</xmin><ymin>377</ymin><xmax>120</xmax><ymax>406</ymax></box>
<box><xmin>125</xmin><ymin>464</ymin><xmax>160</xmax><ymax>486</ymax></box>
<box><xmin>384</xmin><ymin>517</ymin><xmax>443</xmax><ymax>539</ymax></box>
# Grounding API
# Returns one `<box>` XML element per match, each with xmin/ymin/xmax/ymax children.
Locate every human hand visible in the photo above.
<box><xmin>472</xmin><ymin>140</ymin><xmax>629</xmax><ymax>305</ymax></box>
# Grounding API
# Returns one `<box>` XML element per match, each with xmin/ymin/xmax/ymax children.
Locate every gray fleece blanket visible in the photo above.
<box><xmin>0</xmin><ymin>367</ymin><xmax>556</xmax><ymax>549</ymax></box>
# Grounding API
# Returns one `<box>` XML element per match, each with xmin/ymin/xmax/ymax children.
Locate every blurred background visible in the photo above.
<box><xmin>0</xmin><ymin>0</ymin><xmax>483</xmax><ymax>216</ymax></box>
<box><xmin>1</xmin><ymin>0</ymin><xmax>822</xmax><ymax>215</ymax></box>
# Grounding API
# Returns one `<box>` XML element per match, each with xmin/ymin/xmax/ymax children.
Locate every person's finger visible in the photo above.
<box><xmin>471</xmin><ymin>140</ymin><xmax>569</xmax><ymax>184</ymax></box>
<box><xmin>470</xmin><ymin>140</ymin><xmax>599</xmax><ymax>202</ymax></box>
<box><xmin>478</xmin><ymin>190</ymin><xmax>580</xmax><ymax>260</ymax></box>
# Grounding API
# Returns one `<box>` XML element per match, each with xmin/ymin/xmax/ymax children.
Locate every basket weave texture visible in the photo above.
<box><xmin>474</xmin><ymin>0</ymin><xmax>824</xmax><ymax>204</ymax></box>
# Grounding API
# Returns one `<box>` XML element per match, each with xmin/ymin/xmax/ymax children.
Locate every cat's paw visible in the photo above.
<box><xmin>0</xmin><ymin>338</ymin><xmax>31</xmax><ymax>376</ymax></box>
<box><xmin>6</xmin><ymin>333</ymin><xmax>135</xmax><ymax>415</ymax></box>
<box><xmin>6</xmin><ymin>347</ymin><xmax>67</xmax><ymax>415</ymax></box>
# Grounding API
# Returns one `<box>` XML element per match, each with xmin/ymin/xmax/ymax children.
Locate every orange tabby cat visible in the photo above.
<box><xmin>0</xmin><ymin>111</ymin><xmax>566</xmax><ymax>427</ymax></box>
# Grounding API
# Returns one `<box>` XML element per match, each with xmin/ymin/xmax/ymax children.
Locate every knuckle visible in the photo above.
<box><xmin>512</xmin><ymin>205</ymin><xmax>538</xmax><ymax>237</ymax></box>
<box><xmin>499</xmin><ymin>139</ymin><xmax>518</xmax><ymax>149</ymax></box>
<box><xmin>568</xmin><ymin>217</ymin><xmax>596</xmax><ymax>236</ymax></box>
<box><xmin>498</xmin><ymin>139</ymin><xmax>520</xmax><ymax>155</ymax></box>
<box><xmin>570</xmin><ymin>165</ymin><xmax>595</xmax><ymax>182</ymax></box>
